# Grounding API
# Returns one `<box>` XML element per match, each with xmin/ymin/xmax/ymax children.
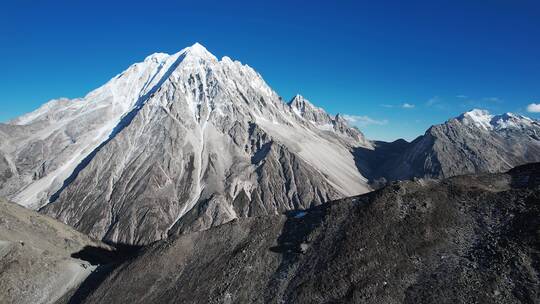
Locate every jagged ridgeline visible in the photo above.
<box><xmin>1</xmin><ymin>43</ymin><xmax>540</xmax><ymax>245</ymax></box>
<box><xmin>0</xmin><ymin>43</ymin><xmax>371</xmax><ymax>245</ymax></box>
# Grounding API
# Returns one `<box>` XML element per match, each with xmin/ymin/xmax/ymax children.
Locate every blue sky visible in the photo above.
<box><xmin>1</xmin><ymin>0</ymin><xmax>539</xmax><ymax>141</ymax></box>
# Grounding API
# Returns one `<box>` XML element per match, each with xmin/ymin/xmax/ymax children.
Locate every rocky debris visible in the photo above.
<box><xmin>76</xmin><ymin>163</ymin><xmax>540</xmax><ymax>304</ymax></box>
<box><xmin>0</xmin><ymin>198</ymin><xmax>114</xmax><ymax>304</ymax></box>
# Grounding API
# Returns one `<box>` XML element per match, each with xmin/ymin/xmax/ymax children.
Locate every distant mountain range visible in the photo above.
<box><xmin>1</xmin><ymin>43</ymin><xmax>539</xmax><ymax>245</ymax></box>
<box><xmin>355</xmin><ymin>109</ymin><xmax>540</xmax><ymax>185</ymax></box>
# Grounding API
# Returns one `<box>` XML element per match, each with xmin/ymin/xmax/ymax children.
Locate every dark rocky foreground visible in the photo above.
<box><xmin>71</xmin><ymin>163</ymin><xmax>540</xmax><ymax>304</ymax></box>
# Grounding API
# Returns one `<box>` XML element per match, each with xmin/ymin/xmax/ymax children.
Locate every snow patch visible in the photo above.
<box><xmin>459</xmin><ymin>109</ymin><xmax>537</xmax><ymax>131</ymax></box>
<box><xmin>491</xmin><ymin>113</ymin><xmax>535</xmax><ymax>130</ymax></box>
<box><xmin>460</xmin><ymin>109</ymin><xmax>494</xmax><ymax>130</ymax></box>
<box><xmin>314</xmin><ymin>122</ymin><xmax>334</xmax><ymax>131</ymax></box>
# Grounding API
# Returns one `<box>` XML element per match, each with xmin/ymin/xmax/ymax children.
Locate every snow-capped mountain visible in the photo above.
<box><xmin>0</xmin><ymin>51</ymin><xmax>172</xmax><ymax>209</ymax></box>
<box><xmin>459</xmin><ymin>108</ymin><xmax>540</xmax><ymax>132</ymax></box>
<box><xmin>356</xmin><ymin>109</ymin><xmax>540</xmax><ymax>182</ymax></box>
<box><xmin>3</xmin><ymin>43</ymin><xmax>540</xmax><ymax>245</ymax></box>
<box><xmin>0</xmin><ymin>43</ymin><xmax>371</xmax><ymax>244</ymax></box>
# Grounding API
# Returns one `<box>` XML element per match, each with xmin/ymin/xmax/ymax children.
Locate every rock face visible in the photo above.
<box><xmin>356</xmin><ymin>109</ymin><xmax>540</xmax><ymax>183</ymax></box>
<box><xmin>0</xmin><ymin>198</ymin><xmax>112</xmax><ymax>304</ymax></box>
<box><xmin>3</xmin><ymin>43</ymin><xmax>540</xmax><ymax>247</ymax></box>
<box><xmin>0</xmin><ymin>57</ymin><xmax>169</xmax><ymax>209</ymax></box>
<box><xmin>288</xmin><ymin>94</ymin><xmax>370</xmax><ymax>146</ymax></box>
<box><xmin>76</xmin><ymin>163</ymin><xmax>540</xmax><ymax>304</ymax></box>
<box><xmin>0</xmin><ymin>43</ymin><xmax>370</xmax><ymax>245</ymax></box>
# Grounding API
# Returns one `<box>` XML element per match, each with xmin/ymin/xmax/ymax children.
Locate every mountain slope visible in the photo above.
<box><xmin>1</xmin><ymin>43</ymin><xmax>371</xmax><ymax>245</ymax></box>
<box><xmin>356</xmin><ymin>109</ymin><xmax>540</xmax><ymax>183</ymax></box>
<box><xmin>0</xmin><ymin>198</ymin><xmax>113</xmax><ymax>304</ymax></box>
<box><xmin>76</xmin><ymin>163</ymin><xmax>540</xmax><ymax>304</ymax></box>
<box><xmin>5</xmin><ymin>43</ymin><xmax>540</xmax><ymax>246</ymax></box>
<box><xmin>0</xmin><ymin>54</ymin><xmax>171</xmax><ymax>209</ymax></box>
<box><xmin>288</xmin><ymin>94</ymin><xmax>370</xmax><ymax>146</ymax></box>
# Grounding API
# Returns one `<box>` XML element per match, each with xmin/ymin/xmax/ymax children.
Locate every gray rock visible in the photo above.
<box><xmin>4</xmin><ymin>43</ymin><xmax>540</xmax><ymax>249</ymax></box>
<box><xmin>76</xmin><ymin>163</ymin><xmax>540</xmax><ymax>304</ymax></box>
<box><xmin>288</xmin><ymin>94</ymin><xmax>370</xmax><ymax>146</ymax></box>
<box><xmin>0</xmin><ymin>198</ymin><xmax>112</xmax><ymax>304</ymax></box>
<box><xmin>1</xmin><ymin>43</ymin><xmax>369</xmax><ymax>245</ymax></box>
<box><xmin>355</xmin><ymin>109</ymin><xmax>540</xmax><ymax>182</ymax></box>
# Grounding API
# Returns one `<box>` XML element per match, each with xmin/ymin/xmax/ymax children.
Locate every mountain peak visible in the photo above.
<box><xmin>187</xmin><ymin>42</ymin><xmax>208</xmax><ymax>52</ymax></box>
<box><xmin>335</xmin><ymin>113</ymin><xmax>347</xmax><ymax>123</ymax></box>
<box><xmin>491</xmin><ymin>112</ymin><xmax>536</xmax><ymax>130</ymax></box>
<box><xmin>179</xmin><ymin>42</ymin><xmax>217</xmax><ymax>61</ymax></box>
<box><xmin>288</xmin><ymin>95</ymin><xmax>330</xmax><ymax>122</ymax></box>
<box><xmin>458</xmin><ymin>109</ymin><xmax>493</xmax><ymax>130</ymax></box>
<box><xmin>465</xmin><ymin>108</ymin><xmax>491</xmax><ymax>116</ymax></box>
<box><xmin>288</xmin><ymin>94</ymin><xmax>317</xmax><ymax>111</ymax></box>
<box><xmin>288</xmin><ymin>94</ymin><xmax>306</xmax><ymax>104</ymax></box>
<box><xmin>457</xmin><ymin>109</ymin><xmax>537</xmax><ymax>131</ymax></box>
<box><xmin>143</xmin><ymin>52</ymin><xmax>170</xmax><ymax>64</ymax></box>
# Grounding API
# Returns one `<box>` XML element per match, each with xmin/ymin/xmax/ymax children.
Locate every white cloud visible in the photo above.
<box><xmin>342</xmin><ymin>115</ymin><xmax>389</xmax><ymax>127</ymax></box>
<box><xmin>483</xmin><ymin>97</ymin><xmax>502</xmax><ymax>104</ymax></box>
<box><xmin>527</xmin><ymin>103</ymin><xmax>540</xmax><ymax>113</ymax></box>
<box><xmin>426</xmin><ymin>96</ymin><xmax>441</xmax><ymax>106</ymax></box>
<box><xmin>425</xmin><ymin>96</ymin><xmax>448</xmax><ymax>110</ymax></box>
<box><xmin>380</xmin><ymin>103</ymin><xmax>415</xmax><ymax>109</ymax></box>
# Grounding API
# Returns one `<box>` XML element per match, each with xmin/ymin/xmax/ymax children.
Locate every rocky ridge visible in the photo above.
<box><xmin>75</xmin><ymin>163</ymin><xmax>540</xmax><ymax>304</ymax></box>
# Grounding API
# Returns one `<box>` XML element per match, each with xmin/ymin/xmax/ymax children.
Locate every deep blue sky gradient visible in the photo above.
<box><xmin>1</xmin><ymin>0</ymin><xmax>539</xmax><ymax>140</ymax></box>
